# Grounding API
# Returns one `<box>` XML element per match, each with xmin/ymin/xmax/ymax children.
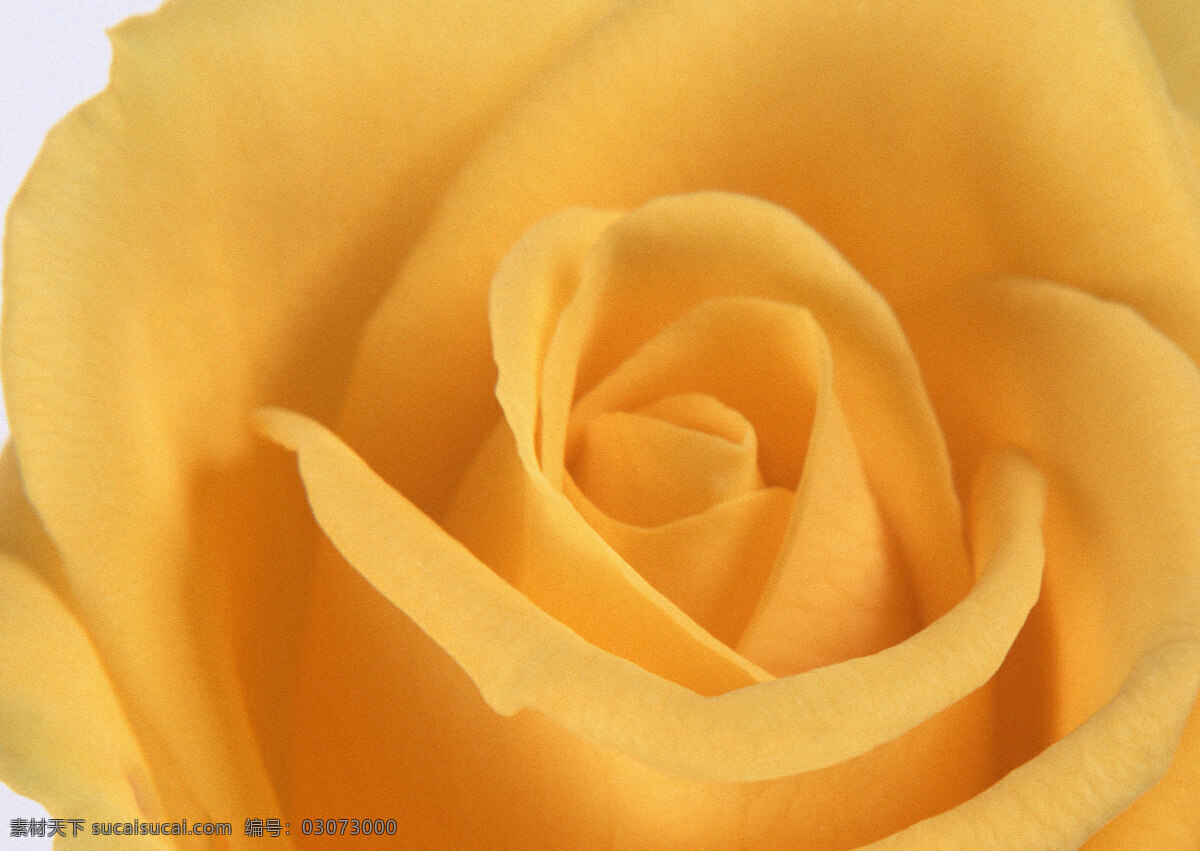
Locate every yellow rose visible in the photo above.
<box><xmin>3</xmin><ymin>0</ymin><xmax>1200</xmax><ymax>847</ymax></box>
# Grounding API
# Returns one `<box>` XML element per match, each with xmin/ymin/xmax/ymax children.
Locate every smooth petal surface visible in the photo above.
<box><xmin>440</xmin><ymin>416</ymin><xmax>771</xmax><ymax>690</ymax></box>
<box><xmin>737</xmin><ymin>341</ymin><xmax>919</xmax><ymax>677</ymax></box>
<box><xmin>1133</xmin><ymin>0</ymin><xmax>1200</xmax><ymax>121</ymax></box>
<box><xmin>1</xmin><ymin>0</ymin><xmax>619</xmax><ymax>824</ymax></box>
<box><xmin>570</xmin><ymin>407</ymin><xmax>762</xmax><ymax>526</ymax></box>
<box><xmin>5</xmin><ymin>0</ymin><xmax>1199</xmax><ymax>846</ymax></box>
<box><xmin>0</xmin><ymin>445</ymin><xmax>162</xmax><ymax>846</ymax></box>
<box><xmin>870</xmin><ymin>641</ymin><xmax>1200</xmax><ymax>849</ymax></box>
<box><xmin>0</xmin><ymin>553</ymin><xmax>167</xmax><ymax>850</ymax></box>
<box><xmin>308</xmin><ymin>0</ymin><xmax>1200</xmax><ymax>834</ymax></box>
<box><xmin>339</xmin><ymin>0</ymin><xmax>1200</xmax><ymax>493</ymax></box>
<box><xmin>906</xmin><ymin>277</ymin><xmax>1200</xmax><ymax>843</ymax></box>
<box><xmin>257</xmin><ymin>407</ymin><xmax>1044</xmax><ymax>784</ymax></box>
<box><xmin>508</xmin><ymin>195</ymin><xmax>972</xmax><ymax>626</ymax></box>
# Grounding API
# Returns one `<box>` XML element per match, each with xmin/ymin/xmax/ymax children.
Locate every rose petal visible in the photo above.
<box><xmin>257</xmin><ymin>407</ymin><xmax>1044</xmax><ymax>783</ymax></box>
<box><xmin>570</xmin><ymin>409</ymin><xmax>762</xmax><ymax>526</ymax></box>
<box><xmin>554</xmin><ymin>293</ymin><xmax>918</xmax><ymax>667</ymax></box>
<box><xmin>439</xmin><ymin>417</ymin><xmax>769</xmax><ymax>695</ymax></box>
<box><xmin>500</xmin><ymin>195</ymin><xmax>971</xmax><ymax>626</ymax></box>
<box><xmin>339</xmin><ymin>0</ymin><xmax>1200</xmax><ymax>477</ymax></box>
<box><xmin>737</xmin><ymin>342</ymin><xmax>920</xmax><ymax>676</ymax></box>
<box><xmin>1132</xmin><ymin>0</ymin><xmax>1200</xmax><ymax>121</ymax></box>
<box><xmin>907</xmin><ymin>277</ymin><xmax>1200</xmax><ymax>841</ymax></box>
<box><xmin>866</xmin><ymin>641</ymin><xmax>1200</xmax><ymax>849</ymax></box>
<box><xmin>1</xmin><ymin>0</ymin><xmax>621</xmax><ymax>821</ymax></box>
<box><xmin>0</xmin><ymin>554</ymin><xmax>167</xmax><ymax>846</ymax></box>
<box><xmin>564</xmin><ymin>296</ymin><xmax>824</xmax><ymax>492</ymax></box>
<box><xmin>565</xmin><ymin>481</ymin><xmax>795</xmax><ymax>653</ymax></box>
<box><xmin>560</xmin><ymin>393</ymin><xmax>789</xmax><ymax>650</ymax></box>
<box><xmin>0</xmin><ymin>450</ymin><xmax>161</xmax><ymax>838</ymax></box>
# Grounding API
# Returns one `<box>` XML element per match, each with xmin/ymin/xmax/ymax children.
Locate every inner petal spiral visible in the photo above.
<box><xmin>570</xmin><ymin>394</ymin><xmax>763</xmax><ymax>527</ymax></box>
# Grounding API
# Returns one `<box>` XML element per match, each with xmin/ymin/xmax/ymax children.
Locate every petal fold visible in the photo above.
<box><xmin>258</xmin><ymin>407</ymin><xmax>1044</xmax><ymax>783</ymax></box>
<box><xmin>490</xmin><ymin>194</ymin><xmax>972</xmax><ymax>629</ymax></box>
<box><xmin>2</xmin><ymin>0</ymin><xmax>620</xmax><ymax>822</ymax></box>
<box><xmin>0</xmin><ymin>553</ymin><xmax>164</xmax><ymax>846</ymax></box>
<box><xmin>868</xmin><ymin>641</ymin><xmax>1200</xmax><ymax>850</ymax></box>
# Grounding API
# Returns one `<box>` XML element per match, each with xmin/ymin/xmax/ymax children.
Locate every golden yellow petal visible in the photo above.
<box><xmin>337</xmin><ymin>0</ymin><xmax>1200</xmax><ymax>459</ymax></box>
<box><xmin>1132</xmin><ymin>0</ymin><xmax>1200</xmax><ymax>121</ymax></box>
<box><xmin>439</xmin><ymin>415</ymin><xmax>769</xmax><ymax>694</ymax></box>
<box><xmin>445</xmin><ymin>195</ymin><xmax>976</xmax><ymax>692</ymax></box>
<box><xmin>2</xmin><ymin>0</ymin><xmax>621</xmax><ymax>824</ymax></box>
<box><xmin>570</xmin><ymin>409</ymin><xmax>762</xmax><ymax>526</ymax></box>
<box><xmin>0</xmin><ymin>547</ymin><xmax>164</xmax><ymax>846</ymax></box>
<box><xmin>565</xmin><ymin>479</ymin><xmax>794</xmax><ymax>652</ymax></box>
<box><xmin>528</xmin><ymin>195</ymin><xmax>971</xmax><ymax>624</ymax></box>
<box><xmin>563</xmin><ymin>296</ymin><xmax>823</xmax><ymax>492</ymax></box>
<box><xmin>867</xmin><ymin>642</ymin><xmax>1200</xmax><ymax>849</ymax></box>
<box><xmin>738</xmin><ymin>344</ymin><xmax>919</xmax><ymax>677</ymax></box>
<box><xmin>905</xmin><ymin>277</ymin><xmax>1200</xmax><ymax>842</ymax></box>
<box><xmin>258</xmin><ymin>407</ymin><xmax>1044</xmax><ymax>783</ymax></box>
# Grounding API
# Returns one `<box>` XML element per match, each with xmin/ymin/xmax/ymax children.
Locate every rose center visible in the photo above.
<box><xmin>568</xmin><ymin>393</ymin><xmax>763</xmax><ymax>527</ymax></box>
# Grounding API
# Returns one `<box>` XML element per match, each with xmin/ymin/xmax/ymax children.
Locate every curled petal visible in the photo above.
<box><xmin>258</xmin><ymin>408</ymin><xmax>1044</xmax><ymax>783</ymax></box>
<box><xmin>490</xmin><ymin>194</ymin><xmax>973</xmax><ymax>629</ymax></box>
<box><xmin>868</xmin><ymin>641</ymin><xmax>1200</xmax><ymax>849</ymax></box>
<box><xmin>0</xmin><ymin>550</ymin><xmax>163</xmax><ymax>842</ymax></box>
<box><xmin>1132</xmin><ymin>0</ymin><xmax>1200</xmax><ymax>121</ymax></box>
<box><xmin>1</xmin><ymin>0</ymin><xmax>620</xmax><ymax>820</ymax></box>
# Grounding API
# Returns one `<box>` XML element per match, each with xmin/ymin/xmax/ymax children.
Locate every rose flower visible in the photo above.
<box><xmin>3</xmin><ymin>0</ymin><xmax>1200</xmax><ymax>847</ymax></box>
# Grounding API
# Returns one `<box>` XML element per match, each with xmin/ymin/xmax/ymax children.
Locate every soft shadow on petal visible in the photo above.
<box><xmin>569</xmin><ymin>407</ymin><xmax>762</xmax><ymax>526</ymax></box>
<box><xmin>457</xmin><ymin>206</ymin><xmax>773</xmax><ymax>691</ymax></box>
<box><xmin>1132</xmin><ymin>0</ymin><xmax>1200</xmax><ymax>121</ymax></box>
<box><xmin>907</xmin><ymin>278</ymin><xmax>1200</xmax><ymax>842</ymax></box>
<box><xmin>339</xmin><ymin>0</ymin><xmax>1200</xmax><ymax>485</ymax></box>
<box><xmin>452</xmin><ymin>195</ymin><xmax>971</xmax><ymax>691</ymax></box>
<box><xmin>1</xmin><ymin>0</ymin><xmax>621</xmax><ymax>822</ymax></box>
<box><xmin>552</xmin><ymin>294</ymin><xmax>917</xmax><ymax>665</ymax></box>
<box><xmin>737</xmin><ymin>330</ymin><xmax>920</xmax><ymax>677</ymax></box>
<box><xmin>258</xmin><ymin>408</ymin><xmax>1044</xmax><ymax>785</ymax></box>
<box><xmin>564</xmin><ymin>297</ymin><xmax>824</xmax><ymax>491</ymax></box>
<box><xmin>869</xmin><ymin>641</ymin><xmax>1200</xmax><ymax>849</ymax></box>
<box><xmin>566</xmin><ymin>481</ymin><xmax>794</xmax><ymax>653</ymax></box>
<box><xmin>442</xmin><ymin>418</ymin><xmax>770</xmax><ymax>694</ymax></box>
<box><xmin>0</xmin><ymin>555</ymin><xmax>169</xmax><ymax>850</ymax></box>
<box><xmin>521</xmin><ymin>195</ymin><xmax>971</xmax><ymax>626</ymax></box>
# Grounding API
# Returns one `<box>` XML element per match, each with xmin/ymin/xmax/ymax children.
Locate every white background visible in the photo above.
<box><xmin>2</xmin><ymin>0</ymin><xmax>166</xmax><ymax>840</ymax></box>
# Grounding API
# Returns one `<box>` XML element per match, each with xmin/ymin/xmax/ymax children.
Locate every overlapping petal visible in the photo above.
<box><xmin>339</xmin><ymin>0</ymin><xmax>1200</xmax><ymax>497</ymax></box>
<box><xmin>906</xmin><ymin>277</ymin><xmax>1200</xmax><ymax>841</ymax></box>
<box><xmin>258</xmin><ymin>188</ymin><xmax>1047</xmax><ymax>845</ymax></box>
<box><xmin>257</xmin><ymin>407</ymin><xmax>1044</xmax><ymax>785</ymax></box>
<box><xmin>2</xmin><ymin>0</ymin><xmax>1198</xmax><ymax>846</ymax></box>
<box><xmin>1133</xmin><ymin>0</ymin><xmax>1200</xmax><ymax>121</ymax></box>
<box><xmin>1</xmin><ymin>0</ymin><xmax>619</xmax><ymax>825</ymax></box>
